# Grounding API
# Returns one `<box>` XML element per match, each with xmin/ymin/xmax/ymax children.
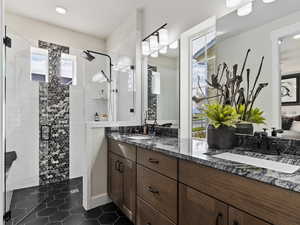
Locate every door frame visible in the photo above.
<box><xmin>0</xmin><ymin>0</ymin><xmax>5</xmax><ymax>224</ymax></box>
<box><xmin>180</xmin><ymin>17</ymin><xmax>216</xmax><ymax>140</ymax></box>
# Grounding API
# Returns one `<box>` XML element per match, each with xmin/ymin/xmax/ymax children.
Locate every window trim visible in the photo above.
<box><xmin>30</xmin><ymin>47</ymin><xmax>49</xmax><ymax>82</ymax></box>
<box><xmin>61</xmin><ymin>53</ymin><xmax>77</xmax><ymax>86</ymax></box>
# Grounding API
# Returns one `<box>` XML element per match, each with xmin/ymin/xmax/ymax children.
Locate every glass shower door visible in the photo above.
<box><xmin>4</xmin><ymin>28</ymin><xmax>48</xmax><ymax>225</ymax></box>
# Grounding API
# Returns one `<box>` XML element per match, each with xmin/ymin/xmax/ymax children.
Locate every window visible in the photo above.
<box><xmin>31</xmin><ymin>47</ymin><xmax>49</xmax><ymax>82</ymax></box>
<box><xmin>60</xmin><ymin>53</ymin><xmax>77</xmax><ymax>85</ymax></box>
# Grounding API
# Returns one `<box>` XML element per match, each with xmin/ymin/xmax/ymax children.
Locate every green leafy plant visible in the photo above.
<box><xmin>203</xmin><ymin>103</ymin><xmax>240</xmax><ymax>128</ymax></box>
<box><xmin>237</xmin><ymin>105</ymin><xmax>266</xmax><ymax>124</ymax></box>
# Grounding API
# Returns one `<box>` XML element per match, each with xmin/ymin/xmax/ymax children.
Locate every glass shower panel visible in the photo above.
<box><xmin>4</xmin><ymin>29</ymin><xmax>49</xmax><ymax>225</ymax></box>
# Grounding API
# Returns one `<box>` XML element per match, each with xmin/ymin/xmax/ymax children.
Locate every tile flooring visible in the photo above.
<box><xmin>7</xmin><ymin>177</ymin><xmax>133</xmax><ymax>225</ymax></box>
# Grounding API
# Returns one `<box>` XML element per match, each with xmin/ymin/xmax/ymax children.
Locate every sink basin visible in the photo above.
<box><xmin>213</xmin><ymin>153</ymin><xmax>300</xmax><ymax>174</ymax></box>
<box><xmin>128</xmin><ymin>136</ymin><xmax>153</xmax><ymax>140</ymax></box>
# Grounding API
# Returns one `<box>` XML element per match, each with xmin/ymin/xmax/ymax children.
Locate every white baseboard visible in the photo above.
<box><xmin>85</xmin><ymin>193</ymin><xmax>112</xmax><ymax>211</ymax></box>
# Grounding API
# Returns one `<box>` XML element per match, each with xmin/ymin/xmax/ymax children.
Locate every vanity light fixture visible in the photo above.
<box><xmin>149</xmin><ymin>35</ymin><xmax>159</xmax><ymax>52</ymax></box>
<box><xmin>169</xmin><ymin>40</ymin><xmax>179</xmax><ymax>49</ymax></box>
<box><xmin>159</xmin><ymin>46</ymin><xmax>168</xmax><ymax>54</ymax></box>
<box><xmin>293</xmin><ymin>34</ymin><xmax>300</xmax><ymax>40</ymax></box>
<box><xmin>262</xmin><ymin>0</ymin><xmax>276</xmax><ymax>3</ymax></box>
<box><xmin>142</xmin><ymin>41</ymin><xmax>150</xmax><ymax>56</ymax></box>
<box><xmin>159</xmin><ymin>28</ymin><xmax>169</xmax><ymax>46</ymax></box>
<box><xmin>226</xmin><ymin>0</ymin><xmax>242</xmax><ymax>8</ymax></box>
<box><xmin>56</xmin><ymin>6</ymin><xmax>67</xmax><ymax>15</ymax></box>
<box><xmin>237</xmin><ymin>1</ymin><xmax>253</xmax><ymax>16</ymax></box>
<box><xmin>142</xmin><ymin>23</ymin><xmax>168</xmax><ymax>56</ymax></box>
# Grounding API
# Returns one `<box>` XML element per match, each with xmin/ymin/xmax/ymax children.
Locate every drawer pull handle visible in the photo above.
<box><xmin>146</xmin><ymin>223</ymin><xmax>152</xmax><ymax>225</ymax></box>
<box><xmin>148</xmin><ymin>186</ymin><xmax>159</xmax><ymax>194</ymax></box>
<box><xmin>119</xmin><ymin>162</ymin><xmax>124</xmax><ymax>173</ymax></box>
<box><xmin>148</xmin><ymin>158</ymin><xmax>159</xmax><ymax>164</ymax></box>
<box><xmin>114</xmin><ymin>160</ymin><xmax>120</xmax><ymax>171</ymax></box>
<box><xmin>216</xmin><ymin>213</ymin><xmax>223</xmax><ymax>225</ymax></box>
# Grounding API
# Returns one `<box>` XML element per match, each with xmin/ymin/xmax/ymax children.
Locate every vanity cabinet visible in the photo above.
<box><xmin>108</xmin><ymin>140</ymin><xmax>136</xmax><ymax>222</ymax></box>
<box><xmin>179</xmin><ymin>183</ymin><xmax>228</xmax><ymax>225</ymax></box>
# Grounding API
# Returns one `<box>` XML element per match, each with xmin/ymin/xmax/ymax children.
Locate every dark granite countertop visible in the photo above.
<box><xmin>107</xmin><ymin>132</ymin><xmax>300</xmax><ymax>194</ymax></box>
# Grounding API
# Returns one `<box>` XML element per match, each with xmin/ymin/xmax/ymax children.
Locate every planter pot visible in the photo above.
<box><xmin>236</xmin><ymin>123</ymin><xmax>254</xmax><ymax>135</ymax></box>
<box><xmin>207</xmin><ymin>125</ymin><xmax>235</xmax><ymax>149</ymax></box>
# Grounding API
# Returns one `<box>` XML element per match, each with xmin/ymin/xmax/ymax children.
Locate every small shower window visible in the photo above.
<box><xmin>30</xmin><ymin>47</ymin><xmax>49</xmax><ymax>82</ymax></box>
<box><xmin>60</xmin><ymin>53</ymin><xmax>77</xmax><ymax>85</ymax></box>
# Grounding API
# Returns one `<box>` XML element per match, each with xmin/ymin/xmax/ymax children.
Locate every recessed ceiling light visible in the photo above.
<box><xmin>293</xmin><ymin>34</ymin><xmax>300</xmax><ymax>40</ymax></box>
<box><xmin>262</xmin><ymin>0</ymin><xmax>276</xmax><ymax>3</ymax></box>
<box><xmin>56</xmin><ymin>6</ymin><xmax>67</xmax><ymax>15</ymax></box>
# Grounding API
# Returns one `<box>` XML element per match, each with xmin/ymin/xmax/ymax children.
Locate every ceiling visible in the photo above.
<box><xmin>217</xmin><ymin>0</ymin><xmax>300</xmax><ymax>40</ymax></box>
<box><xmin>5</xmin><ymin>0</ymin><xmax>146</xmax><ymax>39</ymax></box>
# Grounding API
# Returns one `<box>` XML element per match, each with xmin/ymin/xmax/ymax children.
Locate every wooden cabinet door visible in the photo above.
<box><xmin>108</xmin><ymin>153</ymin><xmax>123</xmax><ymax>207</ymax></box>
<box><xmin>120</xmin><ymin>158</ymin><xmax>136</xmax><ymax>222</ymax></box>
<box><xmin>229</xmin><ymin>207</ymin><xmax>271</xmax><ymax>225</ymax></box>
<box><xmin>179</xmin><ymin>183</ymin><xmax>228</xmax><ymax>225</ymax></box>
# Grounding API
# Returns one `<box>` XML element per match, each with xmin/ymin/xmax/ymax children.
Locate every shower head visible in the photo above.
<box><xmin>82</xmin><ymin>50</ymin><xmax>95</xmax><ymax>61</ymax></box>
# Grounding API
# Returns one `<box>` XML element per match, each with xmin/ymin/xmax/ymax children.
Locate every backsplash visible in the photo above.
<box><xmin>105</xmin><ymin>126</ymin><xmax>178</xmax><ymax>138</ymax></box>
<box><xmin>236</xmin><ymin>134</ymin><xmax>300</xmax><ymax>156</ymax></box>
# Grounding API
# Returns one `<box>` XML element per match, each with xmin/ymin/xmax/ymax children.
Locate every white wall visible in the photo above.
<box><xmin>5</xmin><ymin>12</ymin><xmax>106</xmax><ymax>52</ymax></box>
<box><xmin>216</xmin><ymin>10</ymin><xmax>300</xmax><ymax>127</ymax></box>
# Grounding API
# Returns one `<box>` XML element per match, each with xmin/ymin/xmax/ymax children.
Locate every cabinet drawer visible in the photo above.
<box><xmin>109</xmin><ymin>139</ymin><xmax>136</xmax><ymax>161</ymax></box>
<box><xmin>137</xmin><ymin>165</ymin><xmax>177</xmax><ymax>222</ymax></box>
<box><xmin>137</xmin><ymin>197</ymin><xmax>175</xmax><ymax>225</ymax></box>
<box><xmin>179</xmin><ymin>159</ymin><xmax>300</xmax><ymax>225</ymax></box>
<box><xmin>137</xmin><ymin>147</ymin><xmax>178</xmax><ymax>179</ymax></box>
<box><xmin>229</xmin><ymin>207</ymin><xmax>271</xmax><ymax>225</ymax></box>
<box><xmin>179</xmin><ymin>183</ymin><xmax>228</xmax><ymax>225</ymax></box>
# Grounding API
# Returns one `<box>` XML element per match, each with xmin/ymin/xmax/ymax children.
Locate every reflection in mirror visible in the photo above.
<box><xmin>213</xmin><ymin>0</ymin><xmax>300</xmax><ymax>140</ymax></box>
<box><xmin>280</xmin><ymin>35</ymin><xmax>300</xmax><ymax>139</ymax></box>
<box><xmin>191</xmin><ymin>31</ymin><xmax>216</xmax><ymax>139</ymax></box>
<box><xmin>145</xmin><ymin>43</ymin><xmax>179</xmax><ymax>127</ymax></box>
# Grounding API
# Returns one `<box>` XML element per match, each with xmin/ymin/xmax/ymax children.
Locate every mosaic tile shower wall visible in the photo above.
<box><xmin>147</xmin><ymin>65</ymin><xmax>157</xmax><ymax>120</ymax></box>
<box><xmin>39</xmin><ymin>41</ymin><xmax>70</xmax><ymax>185</ymax></box>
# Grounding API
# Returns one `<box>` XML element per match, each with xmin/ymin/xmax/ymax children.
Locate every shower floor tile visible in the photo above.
<box><xmin>7</xmin><ymin>177</ymin><xmax>133</xmax><ymax>225</ymax></box>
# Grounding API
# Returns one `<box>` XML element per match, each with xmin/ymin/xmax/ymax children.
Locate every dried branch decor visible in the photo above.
<box><xmin>193</xmin><ymin>49</ymin><xmax>268</xmax><ymax>124</ymax></box>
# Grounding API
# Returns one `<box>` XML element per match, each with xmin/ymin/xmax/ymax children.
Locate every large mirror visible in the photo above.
<box><xmin>143</xmin><ymin>41</ymin><xmax>180</xmax><ymax>127</ymax></box>
<box><xmin>209</xmin><ymin>0</ymin><xmax>300</xmax><ymax>139</ymax></box>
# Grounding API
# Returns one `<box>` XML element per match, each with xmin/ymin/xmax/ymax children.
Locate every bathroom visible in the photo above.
<box><xmin>2</xmin><ymin>0</ymin><xmax>300</xmax><ymax>225</ymax></box>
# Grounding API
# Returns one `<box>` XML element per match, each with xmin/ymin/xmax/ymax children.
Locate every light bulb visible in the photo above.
<box><xmin>159</xmin><ymin>46</ymin><xmax>168</xmax><ymax>54</ymax></box>
<box><xmin>142</xmin><ymin>41</ymin><xmax>150</xmax><ymax>56</ymax></box>
<box><xmin>149</xmin><ymin>35</ymin><xmax>159</xmax><ymax>51</ymax></box>
<box><xmin>237</xmin><ymin>2</ymin><xmax>253</xmax><ymax>16</ymax></box>
<box><xmin>56</xmin><ymin>6</ymin><xmax>67</xmax><ymax>15</ymax></box>
<box><xmin>262</xmin><ymin>0</ymin><xmax>276</xmax><ymax>3</ymax></box>
<box><xmin>226</xmin><ymin>0</ymin><xmax>242</xmax><ymax>8</ymax></box>
<box><xmin>151</xmin><ymin>51</ymin><xmax>158</xmax><ymax>58</ymax></box>
<box><xmin>169</xmin><ymin>40</ymin><xmax>178</xmax><ymax>49</ymax></box>
<box><xmin>159</xmin><ymin>28</ymin><xmax>169</xmax><ymax>46</ymax></box>
<box><xmin>293</xmin><ymin>34</ymin><xmax>300</xmax><ymax>40</ymax></box>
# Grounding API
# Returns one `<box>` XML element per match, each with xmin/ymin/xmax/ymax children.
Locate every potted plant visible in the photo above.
<box><xmin>203</xmin><ymin>103</ymin><xmax>240</xmax><ymax>149</ymax></box>
<box><xmin>193</xmin><ymin>49</ymin><xmax>268</xmax><ymax>135</ymax></box>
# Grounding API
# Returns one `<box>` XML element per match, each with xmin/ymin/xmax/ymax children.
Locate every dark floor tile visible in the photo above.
<box><xmin>38</xmin><ymin>207</ymin><xmax>57</xmax><ymax>217</ymax></box>
<box><xmin>47</xmin><ymin>199</ymin><xmax>65</xmax><ymax>208</ymax></box>
<box><xmin>63</xmin><ymin>215</ymin><xmax>85</xmax><ymax>225</ymax></box>
<box><xmin>49</xmin><ymin>211</ymin><xmax>70</xmax><ymax>222</ymax></box>
<box><xmin>84</xmin><ymin>207</ymin><xmax>102</xmax><ymax>219</ymax></box>
<box><xmin>79</xmin><ymin>220</ymin><xmax>100</xmax><ymax>225</ymax></box>
<box><xmin>102</xmin><ymin>203</ymin><xmax>118</xmax><ymax>212</ymax></box>
<box><xmin>69</xmin><ymin>206</ymin><xmax>85</xmax><ymax>215</ymax></box>
<box><xmin>98</xmin><ymin>213</ymin><xmax>118</xmax><ymax>224</ymax></box>
<box><xmin>47</xmin><ymin>223</ymin><xmax>62</xmax><ymax>225</ymax></box>
<box><xmin>26</xmin><ymin>217</ymin><xmax>49</xmax><ymax>225</ymax></box>
<box><xmin>114</xmin><ymin>217</ymin><xmax>133</xmax><ymax>225</ymax></box>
